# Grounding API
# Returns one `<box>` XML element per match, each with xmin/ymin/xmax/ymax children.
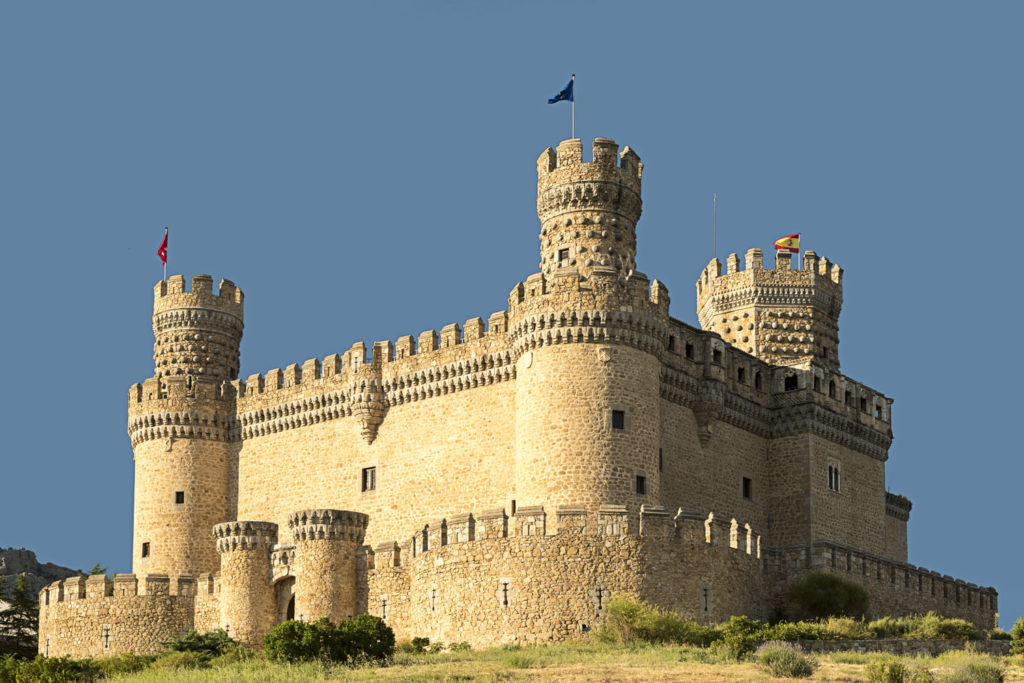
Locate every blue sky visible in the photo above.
<box><xmin>1</xmin><ymin>2</ymin><xmax>1021</xmax><ymax>627</ymax></box>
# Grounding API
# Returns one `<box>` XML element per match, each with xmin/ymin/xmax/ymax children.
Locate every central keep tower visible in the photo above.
<box><xmin>511</xmin><ymin>138</ymin><xmax>668</xmax><ymax>529</ymax></box>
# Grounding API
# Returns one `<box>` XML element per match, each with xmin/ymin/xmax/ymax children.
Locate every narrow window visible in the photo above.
<box><xmin>845</xmin><ymin>390</ymin><xmax>852</xmax><ymax>406</ymax></box>
<box><xmin>712</xmin><ymin>348</ymin><xmax>723</xmax><ymax>364</ymax></box>
<box><xmin>636</xmin><ymin>474</ymin><xmax>646</xmax><ymax>495</ymax></box>
<box><xmin>668</xmin><ymin>335</ymin><xmax>676</xmax><ymax>351</ymax></box>
<box><xmin>685</xmin><ymin>342</ymin><xmax>695</xmax><ymax>359</ymax></box>
<box><xmin>102</xmin><ymin>625</ymin><xmax>112</xmax><ymax>650</ymax></box>
<box><xmin>611</xmin><ymin>410</ymin><xmax>625</xmax><ymax>431</ymax></box>
<box><xmin>829</xmin><ymin>380</ymin><xmax>836</xmax><ymax>398</ymax></box>
<box><xmin>742</xmin><ymin>477</ymin><xmax>752</xmax><ymax>500</ymax></box>
<box><xmin>141</xmin><ymin>542</ymin><xmax>150</xmax><ymax>558</ymax></box>
<box><xmin>361</xmin><ymin>466</ymin><xmax>376</xmax><ymax>492</ymax></box>
<box><xmin>430</xmin><ymin>588</ymin><xmax>438</xmax><ymax>612</ymax></box>
<box><xmin>175</xmin><ymin>491</ymin><xmax>185</xmax><ymax>505</ymax></box>
<box><xmin>500</xmin><ymin>581</ymin><xmax>510</xmax><ymax>608</ymax></box>
<box><xmin>875</xmin><ymin>404</ymin><xmax>882</xmax><ymax>419</ymax></box>
<box><xmin>658</xmin><ymin>448</ymin><xmax>663</xmax><ymax>472</ymax></box>
<box><xmin>860</xmin><ymin>397</ymin><xmax>867</xmax><ymax>412</ymax></box>
<box><xmin>754</xmin><ymin>372</ymin><xmax>762</xmax><ymax>390</ymax></box>
<box><xmin>557</xmin><ymin>248</ymin><xmax>570</xmax><ymax>266</ymax></box>
<box><xmin>737</xmin><ymin>367</ymin><xmax>745</xmax><ymax>383</ymax></box>
<box><xmin>700</xmin><ymin>581</ymin><xmax>712</xmax><ymax>614</ymax></box>
<box><xmin>828</xmin><ymin>461</ymin><xmax>841</xmax><ymax>492</ymax></box>
<box><xmin>813</xmin><ymin>376</ymin><xmax>821</xmax><ymax>392</ymax></box>
<box><xmin>784</xmin><ymin>375</ymin><xmax>798</xmax><ymax>391</ymax></box>
<box><xmin>380</xmin><ymin>597</ymin><xmax>388</xmax><ymax>620</ymax></box>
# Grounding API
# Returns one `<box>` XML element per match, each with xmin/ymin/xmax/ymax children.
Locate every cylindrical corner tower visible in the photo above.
<box><xmin>214</xmin><ymin>521</ymin><xmax>277</xmax><ymax>647</ymax></box>
<box><xmin>127</xmin><ymin>274</ymin><xmax>244</xmax><ymax>578</ymax></box>
<box><xmin>511</xmin><ymin>139</ymin><xmax>667</xmax><ymax>529</ymax></box>
<box><xmin>537</xmin><ymin>137</ymin><xmax>642</xmax><ymax>279</ymax></box>
<box><xmin>289</xmin><ymin>509</ymin><xmax>369</xmax><ymax>623</ymax></box>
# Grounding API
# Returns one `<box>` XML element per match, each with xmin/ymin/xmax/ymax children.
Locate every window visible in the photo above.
<box><xmin>784</xmin><ymin>375</ymin><xmax>798</xmax><ymax>391</ymax></box>
<box><xmin>668</xmin><ymin>336</ymin><xmax>676</xmax><ymax>352</ymax></box>
<box><xmin>875</xmin><ymin>404</ymin><xmax>883</xmax><ymax>419</ymax></box>
<box><xmin>175</xmin><ymin>491</ymin><xmax>185</xmax><ymax>505</ymax></box>
<box><xmin>742</xmin><ymin>477</ymin><xmax>752</xmax><ymax>500</ymax></box>
<box><xmin>859</xmin><ymin>397</ymin><xmax>867</xmax><ymax>412</ymax></box>
<box><xmin>361</xmin><ymin>466</ymin><xmax>376</xmax><ymax>492</ymax></box>
<box><xmin>828</xmin><ymin>461</ymin><xmax>841</xmax><ymax>492</ymax></box>
<box><xmin>737</xmin><ymin>367</ymin><xmax>745</xmax><ymax>383</ymax></box>
<box><xmin>611</xmin><ymin>410</ymin><xmax>625</xmax><ymax>430</ymax></box>
<box><xmin>754</xmin><ymin>372</ymin><xmax>762</xmax><ymax>390</ymax></box>
<box><xmin>636</xmin><ymin>474</ymin><xmax>647</xmax><ymax>495</ymax></box>
<box><xmin>845</xmin><ymin>390</ymin><xmax>852</xmax><ymax>406</ymax></box>
<box><xmin>685</xmin><ymin>342</ymin><xmax>695</xmax><ymax>359</ymax></box>
<box><xmin>829</xmin><ymin>380</ymin><xmax>836</xmax><ymax>398</ymax></box>
<box><xmin>141</xmin><ymin>542</ymin><xmax>150</xmax><ymax>558</ymax></box>
<box><xmin>813</xmin><ymin>376</ymin><xmax>821</xmax><ymax>392</ymax></box>
<box><xmin>659</xmin><ymin>448</ymin><xmax>663</xmax><ymax>472</ymax></box>
<box><xmin>557</xmin><ymin>248</ymin><xmax>570</xmax><ymax>265</ymax></box>
<box><xmin>712</xmin><ymin>348</ymin><xmax>723</xmax><ymax>364</ymax></box>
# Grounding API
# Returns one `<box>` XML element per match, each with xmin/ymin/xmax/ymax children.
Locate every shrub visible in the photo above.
<box><xmin>449</xmin><ymin>641</ymin><xmax>471</xmax><ymax>652</ymax></box>
<box><xmin>935</xmin><ymin>662</ymin><xmax>1004</xmax><ymax>683</ymax></box>
<box><xmin>865</xmin><ymin>657</ymin><xmax>933</xmax><ymax>683</ymax></box>
<box><xmin>1010</xmin><ymin>617</ymin><xmax>1024</xmax><ymax>655</ymax></box>
<box><xmin>593</xmin><ymin>596</ymin><xmax>718</xmax><ymax>646</ymax></box>
<box><xmin>264</xmin><ymin>619</ymin><xmax>331</xmax><ymax>662</ymax></box>
<box><xmin>335</xmin><ymin>614</ymin><xmax>395</xmax><ymax>662</ymax></box>
<box><xmin>907</xmin><ymin>613</ymin><xmax>978</xmax><ymax>641</ymax></box>
<box><xmin>411</xmin><ymin>637</ymin><xmax>431</xmax><ymax>653</ymax></box>
<box><xmin>987</xmin><ymin>628</ymin><xmax>1010</xmax><ymax>641</ymax></box>
<box><xmin>787</xmin><ymin>571</ymin><xmax>869</xmax><ymax>620</ymax></box>
<box><xmin>755</xmin><ymin>641</ymin><xmax>817</xmax><ymax>678</ymax></box>
<box><xmin>718</xmin><ymin>615</ymin><xmax>769</xmax><ymax>659</ymax></box>
<box><xmin>161</xmin><ymin>629</ymin><xmax>239</xmax><ymax>660</ymax></box>
<box><xmin>264</xmin><ymin>615</ymin><xmax>395</xmax><ymax>664</ymax></box>
<box><xmin>150</xmin><ymin>651</ymin><xmax>206</xmax><ymax>670</ymax></box>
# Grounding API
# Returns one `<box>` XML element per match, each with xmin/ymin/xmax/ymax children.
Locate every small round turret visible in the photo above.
<box><xmin>214</xmin><ymin>521</ymin><xmax>277</xmax><ymax>648</ymax></box>
<box><xmin>288</xmin><ymin>509</ymin><xmax>368</xmax><ymax>623</ymax></box>
<box><xmin>153</xmin><ymin>274</ymin><xmax>244</xmax><ymax>380</ymax></box>
<box><xmin>536</xmin><ymin>138</ymin><xmax>642</xmax><ymax>280</ymax></box>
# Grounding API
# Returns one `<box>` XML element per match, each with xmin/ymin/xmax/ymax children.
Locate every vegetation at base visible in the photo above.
<box><xmin>593</xmin><ymin>595</ymin><xmax>718</xmax><ymax>646</ymax></box>
<box><xmin>754</xmin><ymin>640</ymin><xmax>817</xmax><ymax>678</ymax></box>
<box><xmin>786</xmin><ymin>570</ymin><xmax>870</xmax><ymax>620</ymax></box>
<box><xmin>263</xmin><ymin>615</ymin><xmax>394</xmax><ymax>663</ymax></box>
<box><xmin>1011</xmin><ymin>617</ymin><xmax>1024</xmax><ymax>655</ymax></box>
<box><xmin>0</xmin><ymin>573</ymin><xmax>39</xmax><ymax>659</ymax></box>
<box><xmin>865</xmin><ymin>657</ymin><xmax>935</xmax><ymax>683</ymax></box>
<box><xmin>159</xmin><ymin>630</ymin><xmax>242</xmax><ymax>663</ymax></box>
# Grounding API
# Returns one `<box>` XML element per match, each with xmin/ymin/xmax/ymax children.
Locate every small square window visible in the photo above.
<box><xmin>361</xmin><ymin>466</ymin><xmax>376</xmax><ymax>492</ymax></box>
<box><xmin>141</xmin><ymin>542</ymin><xmax>150</xmax><ymax>558</ymax></box>
<box><xmin>742</xmin><ymin>477</ymin><xmax>752</xmax><ymax>500</ymax></box>
<box><xmin>175</xmin><ymin>491</ymin><xmax>185</xmax><ymax>505</ymax></box>
<box><xmin>784</xmin><ymin>375</ymin><xmax>798</xmax><ymax>391</ymax></box>
<box><xmin>611</xmin><ymin>410</ymin><xmax>625</xmax><ymax>430</ymax></box>
<box><xmin>712</xmin><ymin>349</ymin><xmax>723</xmax><ymax>364</ymax></box>
<box><xmin>636</xmin><ymin>475</ymin><xmax>647</xmax><ymax>495</ymax></box>
<box><xmin>558</xmin><ymin>248</ymin><xmax>570</xmax><ymax>264</ymax></box>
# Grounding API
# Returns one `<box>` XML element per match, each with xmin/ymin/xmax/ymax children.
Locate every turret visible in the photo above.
<box><xmin>288</xmin><ymin>509</ymin><xmax>368</xmax><ymax>623</ymax></box>
<box><xmin>214</xmin><ymin>521</ymin><xmax>277</xmax><ymax>648</ymax></box>
<box><xmin>511</xmin><ymin>139</ymin><xmax>666</xmax><ymax>531</ymax></box>
<box><xmin>536</xmin><ymin>138</ymin><xmax>643</xmax><ymax>280</ymax></box>
<box><xmin>696</xmin><ymin>249</ymin><xmax>843</xmax><ymax>369</ymax></box>
<box><xmin>127</xmin><ymin>275</ymin><xmax>243</xmax><ymax>578</ymax></box>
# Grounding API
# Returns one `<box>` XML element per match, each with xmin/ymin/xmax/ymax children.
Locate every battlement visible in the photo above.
<box><xmin>537</xmin><ymin>137</ymin><xmax>642</xmax><ymax>192</ymax></box>
<box><xmin>153</xmin><ymin>274</ymin><xmax>244</xmax><ymax>317</ymax></box>
<box><xmin>368</xmin><ymin>504</ymin><xmax>762</xmax><ymax>570</ymax></box>
<box><xmin>213</xmin><ymin>521</ymin><xmax>278</xmax><ymax>552</ymax></box>
<box><xmin>287</xmin><ymin>509</ymin><xmax>369</xmax><ymax>543</ymax></box>
<box><xmin>885</xmin><ymin>492</ymin><xmax>913</xmax><ymax>522</ymax></box>
<box><xmin>40</xmin><ymin>573</ymin><xmax>198</xmax><ymax>604</ymax></box>
<box><xmin>697</xmin><ymin>249</ymin><xmax>843</xmax><ymax>295</ymax></box>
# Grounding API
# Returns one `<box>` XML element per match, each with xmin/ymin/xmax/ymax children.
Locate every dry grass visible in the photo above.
<box><xmin>101</xmin><ymin>643</ymin><xmax>1024</xmax><ymax>683</ymax></box>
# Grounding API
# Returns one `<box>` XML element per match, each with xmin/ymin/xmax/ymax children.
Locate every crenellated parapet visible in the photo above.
<box><xmin>885</xmin><ymin>492</ymin><xmax>913</xmax><ymax>522</ymax></box>
<box><xmin>213</xmin><ymin>521</ymin><xmax>278</xmax><ymax>552</ymax></box>
<box><xmin>697</xmin><ymin>249</ymin><xmax>843</xmax><ymax>370</ymax></box>
<box><xmin>288</xmin><ymin>509</ymin><xmax>368</xmax><ymax>543</ymax></box>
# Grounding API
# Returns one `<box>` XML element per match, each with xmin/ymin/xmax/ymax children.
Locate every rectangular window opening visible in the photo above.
<box><xmin>742</xmin><ymin>477</ymin><xmax>752</xmax><ymax>500</ymax></box>
<box><xmin>636</xmin><ymin>474</ymin><xmax>647</xmax><ymax>495</ymax></box>
<box><xmin>784</xmin><ymin>375</ymin><xmax>798</xmax><ymax>391</ymax></box>
<box><xmin>712</xmin><ymin>348</ymin><xmax>723</xmax><ymax>364</ymax></box>
<box><xmin>737</xmin><ymin>367</ymin><xmax>745</xmax><ymax>383</ymax></box>
<box><xmin>558</xmin><ymin>248</ymin><xmax>570</xmax><ymax>265</ymax></box>
<box><xmin>611</xmin><ymin>410</ymin><xmax>625</xmax><ymax>431</ymax></box>
<box><xmin>860</xmin><ymin>397</ymin><xmax>867</xmax><ymax>412</ymax></box>
<box><xmin>175</xmin><ymin>491</ymin><xmax>185</xmax><ymax>505</ymax></box>
<box><xmin>875</xmin><ymin>405</ymin><xmax>883</xmax><ymax>419</ymax></box>
<box><xmin>659</xmin><ymin>448</ymin><xmax>663</xmax><ymax>472</ymax></box>
<box><xmin>668</xmin><ymin>336</ymin><xmax>676</xmax><ymax>352</ymax></box>
<box><xmin>685</xmin><ymin>342</ymin><xmax>695</xmax><ymax>359</ymax></box>
<box><xmin>141</xmin><ymin>542</ymin><xmax>150</xmax><ymax>558</ymax></box>
<box><xmin>361</xmin><ymin>466</ymin><xmax>376</xmax><ymax>492</ymax></box>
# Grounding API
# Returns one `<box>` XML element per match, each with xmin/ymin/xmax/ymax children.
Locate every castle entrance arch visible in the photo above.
<box><xmin>273</xmin><ymin>576</ymin><xmax>296</xmax><ymax>624</ymax></box>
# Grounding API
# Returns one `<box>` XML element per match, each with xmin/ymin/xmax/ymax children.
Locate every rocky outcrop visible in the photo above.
<box><xmin>0</xmin><ymin>548</ymin><xmax>79</xmax><ymax>599</ymax></box>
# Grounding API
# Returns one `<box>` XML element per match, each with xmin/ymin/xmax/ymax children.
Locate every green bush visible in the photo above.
<box><xmin>160</xmin><ymin>629</ymin><xmax>239</xmax><ymax>660</ymax></box>
<box><xmin>787</xmin><ymin>571</ymin><xmax>869</xmax><ymax>619</ymax></box>
<box><xmin>865</xmin><ymin>657</ymin><xmax>934</xmax><ymax>683</ymax></box>
<box><xmin>0</xmin><ymin>655</ymin><xmax>103</xmax><ymax>683</ymax></box>
<box><xmin>264</xmin><ymin>615</ymin><xmax>394</xmax><ymax>663</ymax></box>
<box><xmin>593</xmin><ymin>596</ymin><xmax>719</xmax><ymax>646</ymax></box>
<box><xmin>150</xmin><ymin>651</ymin><xmax>206</xmax><ymax>669</ymax></box>
<box><xmin>934</xmin><ymin>661</ymin><xmax>1004</xmax><ymax>683</ymax></box>
<box><xmin>449</xmin><ymin>641</ymin><xmax>471</xmax><ymax>652</ymax></box>
<box><xmin>718</xmin><ymin>615</ymin><xmax>769</xmax><ymax>660</ymax></box>
<box><xmin>754</xmin><ymin>641</ymin><xmax>817</xmax><ymax>678</ymax></box>
<box><xmin>867</xmin><ymin>613</ymin><xmax>979</xmax><ymax>641</ymax></box>
<box><xmin>1010</xmin><ymin>617</ymin><xmax>1024</xmax><ymax>655</ymax></box>
<box><xmin>987</xmin><ymin>628</ymin><xmax>1010</xmax><ymax>641</ymax></box>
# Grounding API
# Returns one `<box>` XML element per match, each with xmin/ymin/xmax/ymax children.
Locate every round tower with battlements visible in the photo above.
<box><xmin>214</xmin><ymin>521</ymin><xmax>277</xmax><ymax>648</ymax></box>
<box><xmin>288</xmin><ymin>509</ymin><xmax>368</xmax><ymax>623</ymax></box>
<box><xmin>511</xmin><ymin>138</ymin><xmax>669</xmax><ymax>530</ymax></box>
<box><xmin>127</xmin><ymin>275</ymin><xmax>244</xmax><ymax>578</ymax></box>
<box><xmin>696</xmin><ymin>249</ymin><xmax>843</xmax><ymax>369</ymax></box>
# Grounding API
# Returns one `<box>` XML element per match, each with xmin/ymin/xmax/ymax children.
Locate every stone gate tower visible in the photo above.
<box><xmin>127</xmin><ymin>275</ymin><xmax>244</xmax><ymax>577</ymax></box>
<box><xmin>510</xmin><ymin>138</ymin><xmax>670</xmax><ymax>528</ymax></box>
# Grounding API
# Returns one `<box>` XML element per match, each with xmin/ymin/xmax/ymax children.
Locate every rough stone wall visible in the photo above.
<box><xmin>289</xmin><ymin>509</ymin><xmax>368</xmax><ymax>623</ymax></box>
<box><xmin>366</xmin><ymin>505</ymin><xmax>763</xmax><ymax>647</ymax></box>
<box><xmin>767</xmin><ymin>541</ymin><xmax>997</xmax><ymax>628</ymax></box>
<box><xmin>214</xmin><ymin>522</ymin><xmax>277</xmax><ymax>648</ymax></box>
<box><xmin>808</xmin><ymin>436</ymin><xmax>887</xmax><ymax>556</ymax></box>
<box><xmin>193</xmin><ymin>573</ymin><xmax>220</xmax><ymax>633</ymax></box>
<box><xmin>38</xmin><ymin>575</ymin><xmax>194</xmax><ymax>658</ymax></box>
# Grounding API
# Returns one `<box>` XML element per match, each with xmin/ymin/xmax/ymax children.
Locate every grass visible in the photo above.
<box><xmin>97</xmin><ymin>643</ymin><xmax>1024</xmax><ymax>683</ymax></box>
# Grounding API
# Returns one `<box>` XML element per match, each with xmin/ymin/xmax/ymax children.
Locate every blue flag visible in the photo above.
<box><xmin>548</xmin><ymin>77</ymin><xmax>574</xmax><ymax>104</ymax></box>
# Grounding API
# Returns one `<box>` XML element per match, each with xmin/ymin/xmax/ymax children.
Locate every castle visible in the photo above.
<box><xmin>39</xmin><ymin>137</ymin><xmax>996</xmax><ymax>657</ymax></box>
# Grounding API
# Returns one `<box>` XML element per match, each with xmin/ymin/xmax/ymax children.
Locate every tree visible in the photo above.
<box><xmin>0</xmin><ymin>573</ymin><xmax>39</xmax><ymax>658</ymax></box>
<box><xmin>785</xmin><ymin>571</ymin><xmax>869</xmax><ymax>620</ymax></box>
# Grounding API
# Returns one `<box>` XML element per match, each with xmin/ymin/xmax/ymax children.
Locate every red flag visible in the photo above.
<box><xmin>157</xmin><ymin>228</ymin><xmax>168</xmax><ymax>265</ymax></box>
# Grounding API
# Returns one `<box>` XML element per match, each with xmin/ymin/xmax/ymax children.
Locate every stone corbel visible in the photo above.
<box><xmin>693</xmin><ymin>379</ymin><xmax>725</xmax><ymax>447</ymax></box>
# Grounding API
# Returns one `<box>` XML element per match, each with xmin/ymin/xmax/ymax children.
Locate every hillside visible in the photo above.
<box><xmin>0</xmin><ymin>548</ymin><xmax>79</xmax><ymax>599</ymax></box>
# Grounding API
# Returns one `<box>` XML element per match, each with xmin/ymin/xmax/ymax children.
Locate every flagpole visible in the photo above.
<box><xmin>163</xmin><ymin>227</ymin><xmax>167</xmax><ymax>281</ymax></box>
<box><xmin>713</xmin><ymin>193</ymin><xmax>717</xmax><ymax>262</ymax></box>
<box><xmin>571</xmin><ymin>74</ymin><xmax>575</xmax><ymax>139</ymax></box>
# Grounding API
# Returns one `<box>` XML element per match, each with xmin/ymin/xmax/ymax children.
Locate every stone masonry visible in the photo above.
<box><xmin>38</xmin><ymin>137</ymin><xmax>997</xmax><ymax>657</ymax></box>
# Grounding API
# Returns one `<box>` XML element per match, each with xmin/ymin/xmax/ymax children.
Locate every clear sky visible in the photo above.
<box><xmin>1</xmin><ymin>2</ymin><xmax>1021</xmax><ymax>627</ymax></box>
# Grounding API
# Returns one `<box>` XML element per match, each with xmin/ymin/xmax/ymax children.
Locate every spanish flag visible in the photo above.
<box><xmin>773</xmin><ymin>234</ymin><xmax>800</xmax><ymax>253</ymax></box>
